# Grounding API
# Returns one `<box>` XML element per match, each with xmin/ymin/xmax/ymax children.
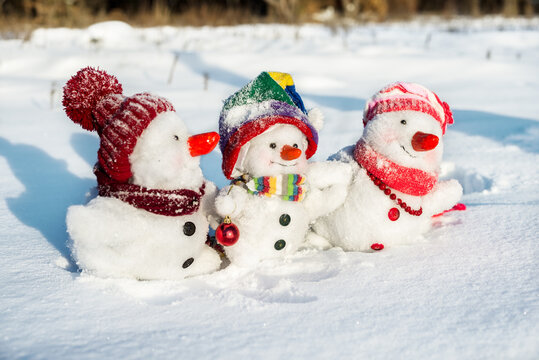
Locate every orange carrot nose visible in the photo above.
<box><xmin>280</xmin><ymin>144</ymin><xmax>302</xmax><ymax>160</ymax></box>
<box><xmin>188</xmin><ymin>131</ymin><xmax>220</xmax><ymax>157</ymax></box>
<box><xmin>411</xmin><ymin>131</ymin><xmax>439</xmax><ymax>152</ymax></box>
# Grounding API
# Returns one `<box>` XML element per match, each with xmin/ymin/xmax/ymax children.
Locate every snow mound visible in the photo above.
<box><xmin>84</xmin><ymin>21</ymin><xmax>140</xmax><ymax>49</ymax></box>
<box><xmin>440</xmin><ymin>162</ymin><xmax>493</xmax><ymax>194</ymax></box>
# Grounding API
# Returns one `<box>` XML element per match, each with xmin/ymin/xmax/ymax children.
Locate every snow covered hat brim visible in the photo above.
<box><xmin>220</xmin><ymin>101</ymin><xmax>318</xmax><ymax>179</ymax></box>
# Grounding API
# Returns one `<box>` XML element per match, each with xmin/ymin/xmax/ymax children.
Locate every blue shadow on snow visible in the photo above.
<box><xmin>70</xmin><ymin>132</ymin><xmax>99</xmax><ymax>168</ymax></box>
<box><xmin>176</xmin><ymin>52</ymin><xmax>366</xmax><ymax>112</ymax></box>
<box><xmin>0</xmin><ymin>137</ymin><xmax>94</xmax><ymax>268</ymax></box>
<box><xmin>452</xmin><ymin>110</ymin><xmax>539</xmax><ymax>154</ymax></box>
<box><xmin>302</xmin><ymin>94</ymin><xmax>365</xmax><ymax>112</ymax></box>
<box><xmin>176</xmin><ymin>52</ymin><xmax>250</xmax><ymax>89</ymax></box>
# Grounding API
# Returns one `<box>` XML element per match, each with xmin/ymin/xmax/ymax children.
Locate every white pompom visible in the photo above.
<box><xmin>308</xmin><ymin>107</ymin><xmax>324</xmax><ymax>131</ymax></box>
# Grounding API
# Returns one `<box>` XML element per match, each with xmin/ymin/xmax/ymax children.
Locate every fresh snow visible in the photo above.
<box><xmin>1</xmin><ymin>17</ymin><xmax>538</xmax><ymax>359</ymax></box>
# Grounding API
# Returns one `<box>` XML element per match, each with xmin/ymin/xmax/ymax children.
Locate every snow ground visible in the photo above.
<box><xmin>0</xmin><ymin>17</ymin><xmax>538</xmax><ymax>359</ymax></box>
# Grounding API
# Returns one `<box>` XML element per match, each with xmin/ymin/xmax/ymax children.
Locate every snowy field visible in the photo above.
<box><xmin>1</xmin><ymin>17</ymin><xmax>538</xmax><ymax>359</ymax></box>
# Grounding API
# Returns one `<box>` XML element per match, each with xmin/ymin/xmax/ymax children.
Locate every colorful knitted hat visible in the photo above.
<box><xmin>363</xmin><ymin>82</ymin><xmax>453</xmax><ymax>134</ymax></box>
<box><xmin>219</xmin><ymin>71</ymin><xmax>323</xmax><ymax>179</ymax></box>
<box><xmin>63</xmin><ymin>67</ymin><xmax>174</xmax><ymax>182</ymax></box>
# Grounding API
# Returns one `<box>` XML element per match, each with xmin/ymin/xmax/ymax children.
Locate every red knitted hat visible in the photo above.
<box><xmin>63</xmin><ymin>67</ymin><xmax>174</xmax><ymax>182</ymax></box>
<box><xmin>363</xmin><ymin>82</ymin><xmax>453</xmax><ymax>134</ymax></box>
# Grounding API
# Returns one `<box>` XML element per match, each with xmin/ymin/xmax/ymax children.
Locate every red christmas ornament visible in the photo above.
<box><xmin>371</xmin><ymin>243</ymin><xmax>384</xmax><ymax>251</ymax></box>
<box><xmin>216</xmin><ymin>216</ymin><xmax>240</xmax><ymax>246</ymax></box>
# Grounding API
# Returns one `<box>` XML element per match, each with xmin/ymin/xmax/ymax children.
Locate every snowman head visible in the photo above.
<box><xmin>130</xmin><ymin>112</ymin><xmax>219</xmax><ymax>190</ymax></box>
<box><xmin>218</xmin><ymin>71</ymin><xmax>323</xmax><ymax>179</ymax></box>
<box><xmin>236</xmin><ymin>124</ymin><xmax>309</xmax><ymax>177</ymax></box>
<box><xmin>361</xmin><ymin>82</ymin><xmax>453</xmax><ymax>172</ymax></box>
<box><xmin>363</xmin><ymin>111</ymin><xmax>444</xmax><ymax>172</ymax></box>
<box><xmin>62</xmin><ymin>67</ymin><xmax>219</xmax><ymax>189</ymax></box>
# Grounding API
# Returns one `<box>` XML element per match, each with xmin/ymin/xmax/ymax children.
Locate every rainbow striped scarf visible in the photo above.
<box><xmin>242</xmin><ymin>174</ymin><xmax>305</xmax><ymax>202</ymax></box>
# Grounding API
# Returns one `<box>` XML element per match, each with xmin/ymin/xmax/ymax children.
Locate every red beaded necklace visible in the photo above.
<box><xmin>366</xmin><ymin>169</ymin><xmax>423</xmax><ymax>221</ymax></box>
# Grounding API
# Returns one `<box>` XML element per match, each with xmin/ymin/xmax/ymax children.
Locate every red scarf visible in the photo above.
<box><xmin>353</xmin><ymin>140</ymin><xmax>437</xmax><ymax>196</ymax></box>
<box><xmin>94</xmin><ymin>165</ymin><xmax>205</xmax><ymax>216</ymax></box>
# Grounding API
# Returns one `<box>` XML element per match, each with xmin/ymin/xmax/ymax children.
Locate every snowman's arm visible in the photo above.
<box><xmin>303</xmin><ymin>161</ymin><xmax>353</xmax><ymax>221</ymax></box>
<box><xmin>214</xmin><ymin>185</ymin><xmax>248</xmax><ymax>219</ymax></box>
<box><xmin>200</xmin><ymin>181</ymin><xmax>220</xmax><ymax>229</ymax></box>
<box><xmin>422</xmin><ymin>179</ymin><xmax>463</xmax><ymax>216</ymax></box>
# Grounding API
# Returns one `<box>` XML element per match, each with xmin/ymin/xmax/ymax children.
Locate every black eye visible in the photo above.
<box><xmin>400</xmin><ymin>120</ymin><xmax>407</xmax><ymax>125</ymax></box>
<box><xmin>270</xmin><ymin>143</ymin><xmax>277</xmax><ymax>149</ymax></box>
<box><xmin>293</xmin><ymin>144</ymin><xmax>298</xmax><ymax>148</ymax></box>
<box><xmin>173</xmin><ymin>135</ymin><xmax>179</xmax><ymax>140</ymax></box>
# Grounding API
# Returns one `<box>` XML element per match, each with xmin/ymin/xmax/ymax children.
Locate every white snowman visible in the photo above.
<box><xmin>214</xmin><ymin>71</ymin><xmax>351</xmax><ymax>266</ymax></box>
<box><xmin>62</xmin><ymin>67</ymin><xmax>222</xmax><ymax>280</ymax></box>
<box><xmin>312</xmin><ymin>82</ymin><xmax>463</xmax><ymax>251</ymax></box>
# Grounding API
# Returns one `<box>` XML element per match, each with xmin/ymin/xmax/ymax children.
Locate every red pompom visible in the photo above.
<box><xmin>62</xmin><ymin>67</ymin><xmax>123</xmax><ymax>132</ymax></box>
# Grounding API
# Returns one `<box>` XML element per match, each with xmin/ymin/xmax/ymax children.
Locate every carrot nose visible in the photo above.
<box><xmin>188</xmin><ymin>131</ymin><xmax>220</xmax><ymax>157</ymax></box>
<box><xmin>411</xmin><ymin>132</ymin><xmax>439</xmax><ymax>152</ymax></box>
<box><xmin>280</xmin><ymin>145</ymin><xmax>302</xmax><ymax>160</ymax></box>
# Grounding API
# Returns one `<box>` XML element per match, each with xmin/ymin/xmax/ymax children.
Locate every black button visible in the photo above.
<box><xmin>274</xmin><ymin>239</ymin><xmax>286</xmax><ymax>251</ymax></box>
<box><xmin>183</xmin><ymin>222</ymin><xmax>196</xmax><ymax>236</ymax></box>
<box><xmin>182</xmin><ymin>257</ymin><xmax>194</xmax><ymax>268</ymax></box>
<box><xmin>279</xmin><ymin>214</ymin><xmax>291</xmax><ymax>226</ymax></box>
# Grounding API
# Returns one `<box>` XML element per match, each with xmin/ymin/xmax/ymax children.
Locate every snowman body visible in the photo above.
<box><xmin>216</xmin><ymin>124</ymin><xmax>350</xmax><ymax>265</ymax></box>
<box><xmin>313</xmin><ymin>108</ymin><xmax>462</xmax><ymax>251</ymax></box>
<box><xmin>220</xmin><ymin>193</ymin><xmax>310</xmax><ymax>266</ymax></box>
<box><xmin>313</xmin><ymin>149</ymin><xmax>432</xmax><ymax>251</ymax></box>
<box><xmin>68</xmin><ymin>194</ymin><xmax>219</xmax><ymax>280</ymax></box>
<box><xmin>67</xmin><ymin>111</ymin><xmax>221</xmax><ymax>279</ymax></box>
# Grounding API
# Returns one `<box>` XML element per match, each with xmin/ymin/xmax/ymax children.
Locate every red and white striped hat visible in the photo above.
<box><xmin>63</xmin><ymin>67</ymin><xmax>174</xmax><ymax>182</ymax></box>
<box><xmin>363</xmin><ymin>82</ymin><xmax>453</xmax><ymax>134</ymax></box>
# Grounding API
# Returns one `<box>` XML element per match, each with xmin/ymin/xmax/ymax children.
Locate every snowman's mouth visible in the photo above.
<box><xmin>401</xmin><ymin>145</ymin><xmax>417</xmax><ymax>158</ymax></box>
<box><xmin>271</xmin><ymin>161</ymin><xmax>297</xmax><ymax>167</ymax></box>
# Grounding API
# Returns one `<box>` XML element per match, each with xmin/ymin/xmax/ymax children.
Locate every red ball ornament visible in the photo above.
<box><xmin>216</xmin><ymin>216</ymin><xmax>240</xmax><ymax>246</ymax></box>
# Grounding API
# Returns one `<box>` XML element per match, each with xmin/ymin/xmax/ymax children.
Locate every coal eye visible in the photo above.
<box><xmin>270</xmin><ymin>143</ymin><xmax>277</xmax><ymax>149</ymax></box>
<box><xmin>293</xmin><ymin>144</ymin><xmax>298</xmax><ymax>148</ymax></box>
<box><xmin>400</xmin><ymin>119</ymin><xmax>407</xmax><ymax>125</ymax></box>
<box><xmin>173</xmin><ymin>135</ymin><xmax>179</xmax><ymax>140</ymax></box>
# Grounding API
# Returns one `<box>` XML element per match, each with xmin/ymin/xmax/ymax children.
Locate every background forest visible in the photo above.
<box><xmin>1</xmin><ymin>0</ymin><xmax>538</xmax><ymax>31</ymax></box>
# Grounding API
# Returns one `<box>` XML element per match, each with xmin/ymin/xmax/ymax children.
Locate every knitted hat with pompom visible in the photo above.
<box><xmin>63</xmin><ymin>67</ymin><xmax>174</xmax><ymax>182</ymax></box>
<box><xmin>219</xmin><ymin>71</ymin><xmax>323</xmax><ymax>179</ymax></box>
<box><xmin>363</xmin><ymin>82</ymin><xmax>453</xmax><ymax>134</ymax></box>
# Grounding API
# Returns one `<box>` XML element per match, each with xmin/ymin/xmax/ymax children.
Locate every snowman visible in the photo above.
<box><xmin>312</xmin><ymin>82</ymin><xmax>463</xmax><ymax>251</ymax></box>
<box><xmin>214</xmin><ymin>72</ymin><xmax>351</xmax><ymax>266</ymax></box>
<box><xmin>62</xmin><ymin>67</ymin><xmax>222</xmax><ymax>280</ymax></box>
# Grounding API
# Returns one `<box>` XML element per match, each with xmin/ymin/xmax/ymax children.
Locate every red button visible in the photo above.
<box><xmin>371</xmin><ymin>243</ymin><xmax>384</xmax><ymax>251</ymax></box>
<box><xmin>388</xmin><ymin>207</ymin><xmax>400</xmax><ymax>221</ymax></box>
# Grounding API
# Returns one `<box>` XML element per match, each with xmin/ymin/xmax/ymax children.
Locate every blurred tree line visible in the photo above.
<box><xmin>0</xmin><ymin>0</ymin><xmax>537</xmax><ymax>28</ymax></box>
